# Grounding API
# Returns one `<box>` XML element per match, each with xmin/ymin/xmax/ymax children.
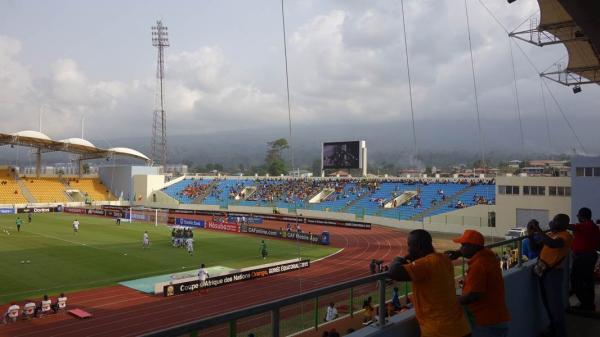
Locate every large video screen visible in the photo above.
<box><xmin>322</xmin><ymin>141</ymin><xmax>361</xmax><ymax>169</ymax></box>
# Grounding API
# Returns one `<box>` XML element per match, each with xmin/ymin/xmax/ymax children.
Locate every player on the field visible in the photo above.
<box><xmin>27</xmin><ymin>211</ymin><xmax>32</xmax><ymax>223</ymax></box>
<box><xmin>198</xmin><ymin>263</ymin><xmax>209</xmax><ymax>294</ymax></box>
<box><xmin>186</xmin><ymin>238</ymin><xmax>194</xmax><ymax>255</ymax></box>
<box><xmin>142</xmin><ymin>231</ymin><xmax>150</xmax><ymax>249</ymax></box>
<box><xmin>260</xmin><ymin>240</ymin><xmax>268</xmax><ymax>260</ymax></box>
<box><xmin>16</xmin><ymin>217</ymin><xmax>23</xmax><ymax>232</ymax></box>
<box><xmin>72</xmin><ymin>219</ymin><xmax>80</xmax><ymax>234</ymax></box>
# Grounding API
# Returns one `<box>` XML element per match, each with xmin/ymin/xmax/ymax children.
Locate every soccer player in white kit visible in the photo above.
<box><xmin>198</xmin><ymin>263</ymin><xmax>209</xmax><ymax>294</ymax></box>
<box><xmin>142</xmin><ymin>231</ymin><xmax>150</xmax><ymax>249</ymax></box>
<box><xmin>72</xmin><ymin>219</ymin><xmax>80</xmax><ymax>234</ymax></box>
<box><xmin>186</xmin><ymin>238</ymin><xmax>194</xmax><ymax>255</ymax></box>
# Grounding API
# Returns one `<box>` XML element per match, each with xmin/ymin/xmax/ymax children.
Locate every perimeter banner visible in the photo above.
<box><xmin>240</xmin><ymin>225</ymin><xmax>329</xmax><ymax>245</ymax></box>
<box><xmin>175</xmin><ymin>218</ymin><xmax>205</xmax><ymax>228</ymax></box>
<box><xmin>64</xmin><ymin>207</ymin><xmax>87</xmax><ymax>214</ymax></box>
<box><xmin>17</xmin><ymin>207</ymin><xmax>60</xmax><ymax>213</ymax></box>
<box><xmin>164</xmin><ymin>260</ymin><xmax>310</xmax><ymax>296</ymax></box>
<box><xmin>205</xmin><ymin>221</ymin><xmax>240</xmax><ymax>233</ymax></box>
<box><xmin>0</xmin><ymin>208</ymin><xmax>15</xmax><ymax>214</ymax></box>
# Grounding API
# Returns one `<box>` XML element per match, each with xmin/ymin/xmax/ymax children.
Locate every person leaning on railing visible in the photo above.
<box><xmin>534</xmin><ymin>214</ymin><xmax>573</xmax><ymax>337</ymax></box>
<box><xmin>445</xmin><ymin>230</ymin><xmax>511</xmax><ymax>337</ymax></box>
<box><xmin>388</xmin><ymin>229</ymin><xmax>471</xmax><ymax>337</ymax></box>
<box><xmin>567</xmin><ymin>207</ymin><xmax>600</xmax><ymax>312</ymax></box>
<box><xmin>522</xmin><ymin>219</ymin><xmax>543</xmax><ymax>261</ymax></box>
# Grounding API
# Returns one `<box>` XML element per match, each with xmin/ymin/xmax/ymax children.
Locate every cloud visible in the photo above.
<box><xmin>0</xmin><ymin>35</ymin><xmax>32</xmax><ymax>113</ymax></box>
<box><xmin>0</xmin><ymin>0</ymin><xmax>598</xmax><ymax>156</ymax></box>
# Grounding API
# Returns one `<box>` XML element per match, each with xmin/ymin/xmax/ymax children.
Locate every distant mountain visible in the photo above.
<box><xmin>0</xmin><ymin>117</ymin><xmax>592</xmax><ymax>170</ymax></box>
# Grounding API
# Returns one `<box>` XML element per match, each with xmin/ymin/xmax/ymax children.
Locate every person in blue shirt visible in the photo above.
<box><xmin>391</xmin><ymin>287</ymin><xmax>402</xmax><ymax>310</ymax></box>
<box><xmin>522</xmin><ymin>219</ymin><xmax>543</xmax><ymax>260</ymax></box>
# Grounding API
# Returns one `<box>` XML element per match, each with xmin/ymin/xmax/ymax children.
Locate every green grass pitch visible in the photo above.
<box><xmin>0</xmin><ymin>213</ymin><xmax>339</xmax><ymax>304</ymax></box>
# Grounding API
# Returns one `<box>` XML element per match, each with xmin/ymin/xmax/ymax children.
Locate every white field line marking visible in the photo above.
<box><xmin>312</xmin><ymin>247</ymin><xmax>344</xmax><ymax>263</ymax></box>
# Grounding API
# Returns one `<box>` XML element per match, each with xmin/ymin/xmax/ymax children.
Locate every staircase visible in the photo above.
<box><xmin>16</xmin><ymin>178</ymin><xmax>36</xmax><ymax>203</ymax></box>
<box><xmin>409</xmin><ymin>185</ymin><xmax>475</xmax><ymax>221</ymax></box>
<box><xmin>339</xmin><ymin>188</ymin><xmax>375</xmax><ymax>213</ymax></box>
<box><xmin>59</xmin><ymin>177</ymin><xmax>77</xmax><ymax>202</ymax></box>
<box><xmin>192</xmin><ymin>180</ymin><xmax>221</xmax><ymax>204</ymax></box>
<box><xmin>308</xmin><ymin>188</ymin><xmax>335</xmax><ymax>204</ymax></box>
<box><xmin>383</xmin><ymin>191</ymin><xmax>417</xmax><ymax>208</ymax></box>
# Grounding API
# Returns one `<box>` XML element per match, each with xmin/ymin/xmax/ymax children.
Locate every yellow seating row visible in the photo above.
<box><xmin>66</xmin><ymin>178</ymin><xmax>116</xmax><ymax>201</ymax></box>
<box><xmin>22</xmin><ymin>178</ymin><xmax>69</xmax><ymax>203</ymax></box>
<box><xmin>0</xmin><ymin>169</ymin><xmax>28</xmax><ymax>204</ymax></box>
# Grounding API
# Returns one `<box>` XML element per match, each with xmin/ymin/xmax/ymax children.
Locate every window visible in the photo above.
<box><xmin>498</xmin><ymin>185</ymin><xmax>518</xmax><ymax>195</ymax></box>
<box><xmin>488</xmin><ymin>212</ymin><xmax>496</xmax><ymax>227</ymax></box>
<box><xmin>549</xmin><ymin>186</ymin><xmax>570</xmax><ymax>197</ymax></box>
<box><xmin>499</xmin><ymin>185</ymin><xmax>520</xmax><ymax>195</ymax></box>
<box><xmin>523</xmin><ymin>186</ymin><xmax>545</xmax><ymax>196</ymax></box>
<box><xmin>585</xmin><ymin>167</ymin><xmax>593</xmax><ymax>176</ymax></box>
<box><xmin>595</xmin><ymin>168</ymin><xmax>600</xmax><ymax>177</ymax></box>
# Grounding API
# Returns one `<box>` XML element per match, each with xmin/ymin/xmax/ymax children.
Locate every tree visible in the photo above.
<box><xmin>265</xmin><ymin>138</ymin><xmax>288</xmax><ymax>176</ymax></box>
<box><xmin>205</xmin><ymin>163</ymin><xmax>224</xmax><ymax>172</ymax></box>
<box><xmin>311</xmin><ymin>158</ymin><xmax>321</xmax><ymax>176</ymax></box>
<box><xmin>82</xmin><ymin>163</ymin><xmax>91</xmax><ymax>174</ymax></box>
<box><xmin>425</xmin><ymin>166</ymin><xmax>432</xmax><ymax>176</ymax></box>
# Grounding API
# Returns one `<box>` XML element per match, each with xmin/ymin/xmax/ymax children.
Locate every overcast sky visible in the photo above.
<box><xmin>1</xmin><ymin>0</ymin><xmax>598</xmax><ymax>154</ymax></box>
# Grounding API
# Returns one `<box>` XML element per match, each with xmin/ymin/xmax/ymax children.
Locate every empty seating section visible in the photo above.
<box><xmin>316</xmin><ymin>182</ymin><xmax>360</xmax><ymax>211</ymax></box>
<box><xmin>449</xmin><ymin>184</ymin><xmax>495</xmax><ymax>209</ymax></box>
<box><xmin>66</xmin><ymin>178</ymin><xmax>115</xmax><ymax>201</ymax></box>
<box><xmin>0</xmin><ymin>169</ymin><xmax>27</xmax><ymax>204</ymax></box>
<box><xmin>22</xmin><ymin>177</ymin><xmax>69</xmax><ymax>203</ymax></box>
<box><xmin>161</xmin><ymin>177</ymin><xmax>495</xmax><ymax>220</ymax></box>
<box><xmin>379</xmin><ymin>183</ymin><xmax>468</xmax><ymax>220</ymax></box>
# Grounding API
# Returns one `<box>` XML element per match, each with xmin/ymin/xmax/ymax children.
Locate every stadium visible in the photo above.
<box><xmin>1</xmin><ymin>1</ymin><xmax>599</xmax><ymax>337</ymax></box>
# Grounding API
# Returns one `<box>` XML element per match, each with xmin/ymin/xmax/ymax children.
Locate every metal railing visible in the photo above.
<box><xmin>140</xmin><ymin>234</ymin><xmax>531</xmax><ymax>337</ymax></box>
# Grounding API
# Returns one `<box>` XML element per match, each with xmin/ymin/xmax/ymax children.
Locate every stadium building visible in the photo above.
<box><xmin>1</xmin><ymin>0</ymin><xmax>599</xmax><ymax>336</ymax></box>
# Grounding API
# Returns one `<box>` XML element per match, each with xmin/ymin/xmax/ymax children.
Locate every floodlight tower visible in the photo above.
<box><xmin>151</xmin><ymin>20</ymin><xmax>169</xmax><ymax>167</ymax></box>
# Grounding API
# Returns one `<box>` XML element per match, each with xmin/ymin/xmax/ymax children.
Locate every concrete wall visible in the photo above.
<box><xmin>132</xmin><ymin>175</ymin><xmax>169</xmax><ymax>203</ymax></box>
<box><xmin>571</xmin><ymin>155</ymin><xmax>600</xmax><ymax>220</ymax></box>
<box><xmin>99</xmin><ymin>166</ymin><xmax>159</xmax><ymax>202</ymax></box>
<box><xmin>495</xmin><ymin>176</ymin><xmax>570</xmax><ymax>228</ymax></box>
<box><xmin>348</xmin><ymin>262</ymin><xmax>555</xmax><ymax>337</ymax></box>
<box><xmin>139</xmin><ymin>201</ymin><xmax>505</xmax><ymax>238</ymax></box>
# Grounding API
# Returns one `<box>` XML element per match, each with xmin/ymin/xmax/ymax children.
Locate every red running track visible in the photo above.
<box><xmin>0</xmin><ymin>221</ymin><xmax>408</xmax><ymax>337</ymax></box>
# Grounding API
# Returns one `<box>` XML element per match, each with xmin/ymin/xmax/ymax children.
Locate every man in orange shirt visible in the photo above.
<box><xmin>389</xmin><ymin>229</ymin><xmax>471</xmax><ymax>337</ymax></box>
<box><xmin>446</xmin><ymin>230</ymin><xmax>510</xmax><ymax>337</ymax></box>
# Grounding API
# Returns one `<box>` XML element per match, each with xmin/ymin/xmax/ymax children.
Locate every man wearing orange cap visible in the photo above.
<box><xmin>446</xmin><ymin>230</ymin><xmax>510</xmax><ymax>337</ymax></box>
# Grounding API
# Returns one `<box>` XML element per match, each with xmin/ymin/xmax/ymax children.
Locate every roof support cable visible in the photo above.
<box><xmin>400</xmin><ymin>0</ymin><xmax>418</xmax><ymax>161</ymax></box>
<box><xmin>541</xmin><ymin>78</ymin><xmax>586</xmax><ymax>153</ymax></box>
<box><xmin>280</xmin><ymin>0</ymin><xmax>294</xmax><ymax>173</ymax></box>
<box><xmin>509</xmin><ymin>38</ymin><xmax>526</xmax><ymax>157</ymax></box>
<box><xmin>476</xmin><ymin>0</ymin><xmax>586</xmax><ymax>154</ymax></box>
<box><xmin>539</xmin><ymin>77</ymin><xmax>553</xmax><ymax>153</ymax></box>
<box><xmin>464</xmin><ymin>0</ymin><xmax>486</xmax><ymax>171</ymax></box>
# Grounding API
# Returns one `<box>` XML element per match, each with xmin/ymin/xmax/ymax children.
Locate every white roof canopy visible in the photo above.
<box><xmin>0</xmin><ymin>131</ymin><xmax>150</xmax><ymax>162</ymax></box>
